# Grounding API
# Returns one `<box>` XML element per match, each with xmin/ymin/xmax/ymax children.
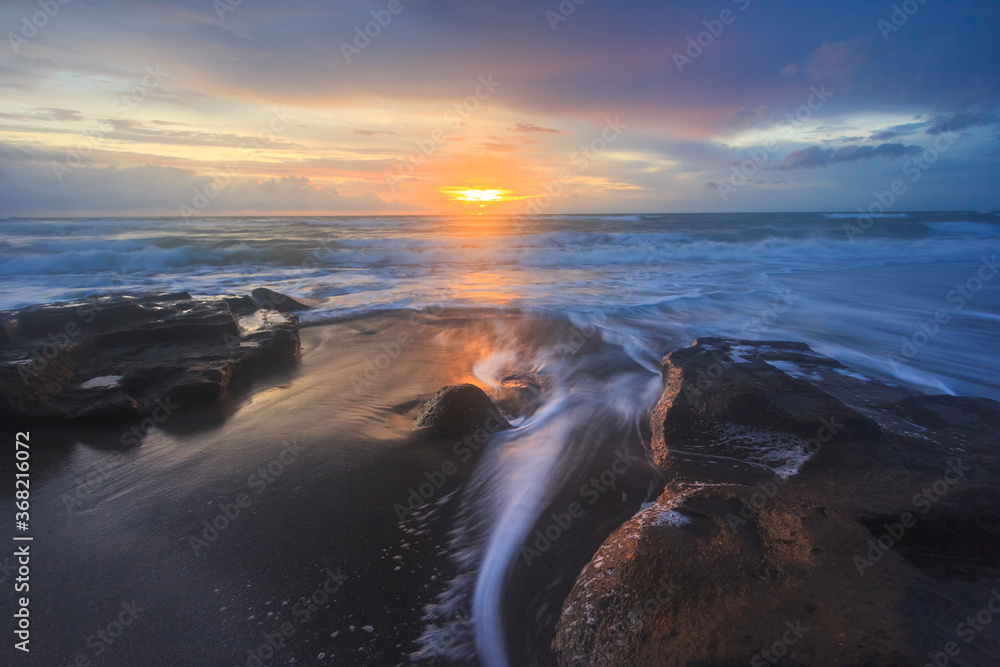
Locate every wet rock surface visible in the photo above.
<box><xmin>0</xmin><ymin>291</ymin><xmax>302</xmax><ymax>426</ymax></box>
<box><xmin>250</xmin><ymin>287</ymin><xmax>320</xmax><ymax>313</ymax></box>
<box><xmin>414</xmin><ymin>383</ymin><xmax>512</xmax><ymax>440</ymax></box>
<box><xmin>555</xmin><ymin>338</ymin><xmax>1000</xmax><ymax>666</ymax></box>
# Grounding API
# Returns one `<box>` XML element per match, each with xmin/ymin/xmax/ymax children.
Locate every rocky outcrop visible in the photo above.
<box><xmin>250</xmin><ymin>287</ymin><xmax>320</xmax><ymax>313</ymax></box>
<box><xmin>0</xmin><ymin>291</ymin><xmax>302</xmax><ymax>427</ymax></box>
<box><xmin>554</xmin><ymin>338</ymin><xmax>1000</xmax><ymax>666</ymax></box>
<box><xmin>414</xmin><ymin>383</ymin><xmax>511</xmax><ymax>440</ymax></box>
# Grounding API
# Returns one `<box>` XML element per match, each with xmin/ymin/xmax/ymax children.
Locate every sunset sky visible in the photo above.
<box><xmin>1</xmin><ymin>0</ymin><xmax>997</xmax><ymax>217</ymax></box>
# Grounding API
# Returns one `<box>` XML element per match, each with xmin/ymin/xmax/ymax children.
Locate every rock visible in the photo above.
<box><xmin>554</xmin><ymin>338</ymin><xmax>1000</xmax><ymax>666</ymax></box>
<box><xmin>0</xmin><ymin>292</ymin><xmax>300</xmax><ymax>427</ymax></box>
<box><xmin>649</xmin><ymin>337</ymin><xmax>884</xmax><ymax>471</ymax></box>
<box><xmin>250</xmin><ymin>288</ymin><xmax>318</xmax><ymax>313</ymax></box>
<box><xmin>414</xmin><ymin>383</ymin><xmax>511</xmax><ymax>440</ymax></box>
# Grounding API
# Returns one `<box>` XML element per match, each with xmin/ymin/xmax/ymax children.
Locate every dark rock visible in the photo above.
<box><xmin>224</xmin><ymin>295</ymin><xmax>260</xmax><ymax>315</ymax></box>
<box><xmin>554</xmin><ymin>337</ymin><xmax>1000</xmax><ymax>666</ymax></box>
<box><xmin>414</xmin><ymin>383</ymin><xmax>511</xmax><ymax>440</ymax></box>
<box><xmin>0</xmin><ymin>292</ymin><xmax>300</xmax><ymax>427</ymax></box>
<box><xmin>650</xmin><ymin>337</ymin><xmax>884</xmax><ymax>471</ymax></box>
<box><xmin>250</xmin><ymin>288</ymin><xmax>317</xmax><ymax>313</ymax></box>
<box><xmin>890</xmin><ymin>394</ymin><xmax>1000</xmax><ymax>432</ymax></box>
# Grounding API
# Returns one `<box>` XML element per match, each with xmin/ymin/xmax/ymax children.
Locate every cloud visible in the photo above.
<box><xmin>869</xmin><ymin>130</ymin><xmax>899</xmax><ymax>141</ymax></box>
<box><xmin>779</xmin><ymin>64</ymin><xmax>798</xmax><ymax>78</ymax></box>
<box><xmin>0</xmin><ymin>107</ymin><xmax>84</xmax><ymax>122</ymax></box>
<box><xmin>353</xmin><ymin>129</ymin><xmax>402</xmax><ymax>136</ymax></box>
<box><xmin>514</xmin><ymin>123</ymin><xmax>564</xmax><ymax>134</ymax></box>
<box><xmin>777</xmin><ymin>142</ymin><xmax>921</xmax><ymax>170</ymax></box>
<box><xmin>803</xmin><ymin>36</ymin><xmax>871</xmax><ymax>83</ymax></box>
<box><xmin>925</xmin><ymin>111</ymin><xmax>998</xmax><ymax>135</ymax></box>
<box><xmin>724</xmin><ymin>106</ymin><xmax>770</xmax><ymax>132</ymax></box>
<box><xmin>868</xmin><ymin>121</ymin><xmax>929</xmax><ymax>142</ymax></box>
<box><xmin>95</xmin><ymin>119</ymin><xmax>301</xmax><ymax>148</ymax></box>
<box><xmin>0</xmin><ymin>0</ymin><xmax>998</xmax><ymax>213</ymax></box>
<box><xmin>0</xmin><ymin>142</ymin><xmax>399</xmax><ymax>216</ymax></box>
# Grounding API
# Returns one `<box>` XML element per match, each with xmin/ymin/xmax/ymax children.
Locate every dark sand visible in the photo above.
<box><xmin>4</xmin><ymin>309</ymin><xmax>665</xmax><ymax>666</ymax></box>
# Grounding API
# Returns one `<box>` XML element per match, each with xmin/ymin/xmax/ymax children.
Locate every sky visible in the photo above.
<box><xmin>0</xmin><ymin>0</ymin><xmax>997</xmax><ymax>217</ymax></box>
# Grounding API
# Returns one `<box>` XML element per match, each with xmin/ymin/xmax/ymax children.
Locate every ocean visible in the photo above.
<box><xmin>2</xmin><ymin>211</ymin><xmax>999</xmax><ymax>665</ymax></box>
<box><xmin>2</xmin><ymin>212</ymin><xmax>998</xmax><ymax>398</ymax></box>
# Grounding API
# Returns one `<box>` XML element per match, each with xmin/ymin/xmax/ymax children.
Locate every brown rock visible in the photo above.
<box><xmin>554</xmin><ymin>338</ymin><xmax>1000</xmax><ymax>666</ymax></box>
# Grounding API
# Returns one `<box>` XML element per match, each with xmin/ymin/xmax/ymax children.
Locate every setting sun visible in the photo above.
<box><xmin>442</xmin><ymin>188</ymin><xmax>511</xmax><ymax>203</ymax></box>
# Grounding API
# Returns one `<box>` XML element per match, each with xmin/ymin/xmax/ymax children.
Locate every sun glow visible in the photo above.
<box><xmin>442</xmin><ymin>188</ymin><xmax>511</xmax><ymax>202</ymax></box>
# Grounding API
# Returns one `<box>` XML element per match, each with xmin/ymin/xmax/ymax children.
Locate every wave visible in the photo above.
<box><xmin>1</xmin><ymin>230</ymin><xmax>993</xmax><ymax>277</ymax></box>
<box><xmin>924</xmin><ymin>221</ymin><xmax>1000</xmax><ymax>237</ymax></box>
<box><xmin>823</xmin><ymin>212</ymin><xmax>910</xmax><ymax>219</ymax></box>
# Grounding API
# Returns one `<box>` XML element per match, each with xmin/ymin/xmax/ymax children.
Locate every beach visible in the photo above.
<box><xmin>2</xmin><ymin>212</ymin><xmax>999</xmax><ymax>665</ymax></box>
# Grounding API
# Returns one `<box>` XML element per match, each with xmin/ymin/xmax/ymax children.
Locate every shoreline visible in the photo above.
<box><xmin>2</xmin><ymin>292</ymin><xmax>998</xmax><ymax>665</ymax></box>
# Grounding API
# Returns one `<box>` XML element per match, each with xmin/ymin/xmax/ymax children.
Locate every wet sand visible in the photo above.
<box><xmin>5</xmin><ymin>309</ymin><xmax>669</xmax><ymax>666</ymax></box>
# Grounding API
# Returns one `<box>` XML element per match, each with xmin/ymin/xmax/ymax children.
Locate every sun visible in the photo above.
<box><xmin>441</xmin><ymin>187</ymin><xmax>511</xmax><ymax>203</ymax></box>
<box><xmin>439</xmin><ymin>187</ymin><xmax>533</xmax><ymax>214</ymax></box>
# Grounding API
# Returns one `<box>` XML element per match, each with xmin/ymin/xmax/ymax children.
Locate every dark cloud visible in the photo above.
<box><xmin>869</xmin><ymin>130</ymin><xmax>898</xmax><ymax>141</ymax></box>
<box><xmin>514</xmin><ymin>123</ymin><xmax>564</xmax><ymax>134</ymax></box>
<box><xmin>96</xmin><ymin>119</ymin><xmax>301</xmax><ymax>148</ymax></box>
<box><xmin>12</xmin><ymin>0</ymin><xmax>996</xmax><ymax>129</ymax></box>
<box><xmin>0</xmin><ymin>108</ymin><xmax>84</xmax><ymax>122</ymax></box>
<box><xmin>869</xmin><ymin>121</ymin><xmax>929</xmax><ymax>142</ymax></box>
<box><xmin>925</xmin><ymin>111</ymin><xmax>998</xmax><ymax>135</ymax></box>
<box><xmin>778</xmin><ymin>143</ymin><xmax>921</xmax><ymax>170</ymax></box>
<box><xmin>353</xmin><ymin>129</ymin><xmax>402</xmax><ymax>136</ymax></box>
